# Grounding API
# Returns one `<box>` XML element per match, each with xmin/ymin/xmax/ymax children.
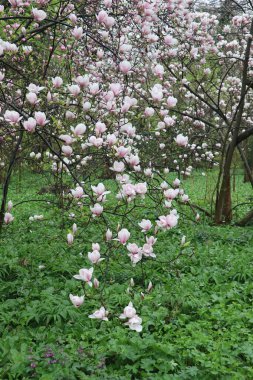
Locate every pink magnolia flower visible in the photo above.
<box><xmin>62</xmin><ymin>145</ymin><xmax>73</xmax><ymax>157</ymax></box>
<box><xmin>181</xmin><ymin>194</ymin><xmax>189</xmax><ymax>203</ymax></box>
<box><xmin>7</xmin><ymin>201</ymin><xmax>13</xmax><ymax>212</ymax></box>
<box><xmin>125</xmin><ymin>315</ymin><xmax>142</xmax><ymax>332</ymax></box>
<box><xmin>116</xmin><ymin>146</ymin><xmax>129</xmax><ymax>158</ymax></box>
<box><xmin>73</xmin><ymin>123</ymin><xmax>86</xmax><ymax>136</ymax></box>
<box><xmin>72</xmin><ymin>223</ymin><xmax>77</xmax><ymax>234</ymax></box>
<box><xmin>104</xmin><ymin>16</ymin><xmax>115</xmax><ymax>28</ymax></box>
<box><xmin>95</xmin><ymin>122</ymin><xmax>107</xmax><ymax>135</ymax></box>
<box><xmin>173</xmin><ymin>178</ymin><xmax>181</xmax><ymax>187</ymax></box>
<box><xmin>4</xmin><ymin>212</ymin><xmax>14</xmax><ymax>224</ymax></box>
<box><xmin>34</xmin><ymin>112</ymin><xmax>48</xmax><ymax>126</ymax></box>
<box><xmin>153</xmin><ymin>64</ymin><xmax>164</xmax><ymax>77</ymax></box>
<box><xmin>92</xmin><ymin>243</ymin><xmax>100</xmax><ymax>251</ymax></box>
<box><xmin>175</xmin><ymin>134</ymin><xmax>188</xmax><ymax>147</ymax></box>
<box><xmin>156</xmin><ymin>213</ymin><xmax>178</xmax><ymax>230</ymax></box>
<box><xmin>71</xmin><ymin>26</ymin><xmax>83</xmax><ymax>40</ymax></box>
<box><xmin>138</xmin><ymin>219</ymin><xmax>152</xmax><ymax>232</ymax></box>
<box><xmin>167</xmin><ymin>96</ymin><xmax>178</xmax><ymax>108</ymax></box>
<box><xmin>69</xmin><ymin>294</ymin><xmax>84</xmax><ymax>307</ymax></box>
<box><xmin>96</xmin><ymin>10</ymin><xmax>108</xmax><ymax>23</ymax></box>
<box><xmin>142</xmin><ymin>243</ymin><xmax>156</xmax><ymax>258</ymax></box>
<box><xmin>90</xmin><ymin>203</ymin><xmax>103</xmax><ymax>217</ymax></box>
<box><xmin>52</xmin><ymin>76</ymin><xmax>63</xmax><ymax>88</ymax></box>
<box><xmin>91</xmin><ymin>183</ymin><xmax>110</xmax><ymax>201</ymax></box>
<box><xmin>110</xmin><ymin>83</ymin><xmax>122</xmax><ymax>96</ymax></box>
<box><xmin>146</xmin><ymin>236</ymin><xmax>157</xmax><ymax>246</ymax></box>
<box><xmin>110</xmin><ymin>161</ymin><xmax>125</xmax><ymax>173</ymax></box>
<box><xmin>144</xmin><ymin>107</ymin><xmax>155</xmax><ymax>117</ymax></box>
<box><xmin>135</xmin><ymin>183</ymin><xmax>147</xmax><ymax>195</ymax></box>
<box><xmin>26</xmin><ymin>92</ymin><xmax>39</xmax><ymax>105</ymax></box>
<box><xmin>68</xmin><ymin>84</ymin><xmax>81</xmax><ymax>96</ymax></box>
<box><xmin>164</xmin><ymin>35</ymin><xmax>177</xmax><ymax>46</ymax></box>
<box><xmin>106</xmin><ymin>229</ymin><xmax>113</xmax><ymax>241</ymax></box>
<box><xmin>119</xmin><ymin>302</ymin><xmax>136</xmax><ymax>319</ymax></box>
<box><xmin>32</xmin><ymin>9</ymin><xmax>47</xmax><ymax>22</ymax></box>
<box><xmin>117</xmin><ymin>228</ymin><xmax>130</xmax><ymax>245</ymax></box>
<box><xmin>88</xmin><ymin>250</ymin><xmax>104</xmax><ymax>264</ymax></box>
<box><xmin>150</xmin><ymin>84</ymin><xmax>163</xmax><ymax>102</ymax></box>
<box><xmin>73</xmin><ymin>268</ymin><xmax>93</xmax><ymax>286</ymax></box>
<box><xmin>75</xmin><ymin>75</ymin><xmax>89</xmax><ymax>88</ymax></box>
<box><xmin>94</xmin><ymin>278</ymin><xmax>100</xmax><ymax>288</ymax></box>
<box><xmin>89</xmin><ymin>306</ymin><xmax>108</xmax><ymax>321</ymax></box>
<box><xmin>106</xmin><ymin>134</ymin><xmax>117</xmax><ymax>146</ymax></box>
<box><xmin>122</xmin><ymin>184</ymin><xmax>136</xmax><ymax>200</ymax></box>
<box><xmin>127</xmin><ymin>243</ymin><xmax>142</xmax><ymax>265</ymax></box>
<box><xmin>164</xmin><ymin>189</ymin><xmax>179</xmax><ymax>200</ymax></box>
<box><xmin>27</xmin><ymin>83</ymin><xmax>44</xmax><ymax>94</ymax></box>
<box><xmin>67</xmin><ymin>233</ymin><xmax>74</xmax><ymax>245</ymax></box>
<box><xmin>59</xmin><ymin>134</ymin><xmax>73</xmax><ymax>145</ymax></box>
<box><xmin>4</xmin><ymin>110</ymin><xmax>22</xmax><ymax>125</ymax></box>
<box><xmin>71</xmin><ymin>186</ymin><xmax>84</xmax><ymax>199</ymax></box>
<box><xmin>119</xmin><ymin>60</ymin><xmax>131</xmax><ymax>74</ymax></box>
<box><xmin>24</xmin><ymin>117</ymin><xmax>36</xmax><ymax>132</ymax></box>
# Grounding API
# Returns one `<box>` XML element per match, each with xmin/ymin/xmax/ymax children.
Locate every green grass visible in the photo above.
<box><xmin>1</xmin><ymin>170</ymin><xmax>253</xmax><ymax>379</ymax></box>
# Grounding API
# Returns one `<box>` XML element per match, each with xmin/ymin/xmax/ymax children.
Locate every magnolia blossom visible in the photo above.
<box><xmin>26</xmin><ymin>92</ymin><xmax>39</xmax><ymax>105</ymax></box>
<box><xmin>164</xmin><ymin>189</ymin><xmax>179</xmax><ymax>201</ymax></box>
<box><xmin>117</xmin><ymin>228</ymin><xmax>130</xmax><ymax>244</ymax></box>
<box><xmin>32</xmin><ymin>9</ymin><xmax>47</xmax><ymax>22</ymax></box>
<box><xmin>88</xmin><ymin>250</ymin><xmax>104</xmax><ymax>264</ymax></box>
<box><xmin>142</xmin><ymin>243</ymin><xmax>156</xmax><ymax>258</ymax></box>
<box><xmin>91</xmin><ymin>183</ymin><xmax>110</xmax><ymax>202</ymax></box>
<box><xmin>24</xmin><ymin>118</ymin><xmax>36</xmax><ymax>132</ymax></box>
<box><xmin>73</xmin><ymin>123</ymin><xmax>86</xmax><ymax>136</ymax></box>
<box><xmin>120</xmin><ymin>303</ymin><xmax>142</xmax><ymax>332</ymax></box>
<box><xmin>7</xmin><ymin>201</ymin><xmax>13</xmax><ymax>212</ymax></box>
<box><xmin>34</xmin><ymin>112</ymin><xmax>48</xmax><ymax>126</ymax></box>
<box><xmin>4</xmin><ymin>110</ymin><xmax>22</xmax><ymax>125</ymax></box>
<box><xmin>90</xmin><ymin>203</ymin><xmax>103</xmax><ymax>217</ymax></box>
<box><xmin>138</xmin><ymin>219</ymin><xmax>152</xmax><ymax>232</ymax></box>
<box><xmin>52</xmin><ymin>76</ymin><xmax>63</xmax><ymax>88</ymax></box>
<box><xmin>150</xmin><ymin>84</ymin><xmax>163</xmax><ymax>102</ymax></box>
<box><xmin>73</xmin><ymin>268</ymin><xmax>93</xmax><ymax>286</ymax></box>
<box><xmin>119</xmin><ymin>302</ymin><xmax>136</xmax><ymax>319</ymax></box>
<box><xmin>167</xmin><ymin>96</ymin><xmax>178</xmax><ymax>108</ymax></box>
<box><xmin>110</xmin><ymin>161</ymin><xmax>125</xmax><ymax>172</ymax></box>
<box><xmin>157</xmin><ymin>213</ymin><xmax>178</xmax><ymax>230</ymax></box>
<box><xmin>175</xmin><ymin>134</ymin><xmax>188</xmax><ymax>147</ymax></box>
<box><xmin>119</xmin><ymin>60</ymin><xmax>131</xmax><ymax>74</ymax></box>
<box><xmin>89</xmin><ymin>306</ymin><xmax>108</xmax><ymax>321</ymax></box>
<box><xmin>72</xmin><ymin>26</ymin><xmax>83</xmax><ymax>40</ymax></box>
<box><xmin>71</xmin><ymin>186</ymin><xmax>84</xmax><ymax>199</ymax></box>
<box><xmin>4</xmin><ymin>212</ymin><xmax>14</xmax><ymax>224</ymax></box>
<box><xmin>125</xmin><ymin>315</ymin><xmax>142</xmax><ymax>332</ymax></box>
<box><xmin>67</xmin><ymin>233</ymin><xmax>74</xmax><ymax>245</ymax></box>
<box><xmin>94</xmin><ymin>278</ymin><xmax>100</xmax><ymax>288</ymax></box>
<box><xmin>106</xmin><ymin>229</ymin><xmax>113</xmax><ymax>241</ymax></box>
<box><xmin>69</xmin><ymin>294</ymin><xmax>84</xmax><ymax>308</ymax></box>
<box><xmin>127</xmin><ymin>243</ymin><xmax>142</xmax><ymax>265</ymax></box>
<box><xmin>62</xmin><ymin>145</ymin><xmax>73</xmax><ymax>157</ymax></box>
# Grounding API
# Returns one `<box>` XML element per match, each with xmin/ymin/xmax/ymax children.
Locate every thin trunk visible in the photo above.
<box><xmin>215</xmin><ymin>20</ymin><xmax>253</xmax><ymax>224</ymax></box>
<box><xmin>0</xmin><ymin>129</ymin><xmax>23</xmax><ymax>232</ymax></box>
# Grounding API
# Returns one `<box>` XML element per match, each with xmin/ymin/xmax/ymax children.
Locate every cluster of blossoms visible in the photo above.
<box><xmin>1</xmin><ymin>0</ymin><xmax>253</xmax><ymax>329</ymax></box>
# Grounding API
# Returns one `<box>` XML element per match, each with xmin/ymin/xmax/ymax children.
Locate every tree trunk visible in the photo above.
<box><xmin>0</xmin><ymin>129</ymin><xmax>23</xmax><ymax>232</ymax></box>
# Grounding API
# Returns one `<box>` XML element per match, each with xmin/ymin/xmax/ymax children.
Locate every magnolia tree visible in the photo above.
<box><xmin>1</xmin><ymin>0</ymin><xmax>253</xmax><ymax>329</ymax></box>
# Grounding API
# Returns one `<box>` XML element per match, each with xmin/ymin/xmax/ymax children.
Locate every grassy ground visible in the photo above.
<box><xmin>1</xmin><ymin>170</ymin><xmax>253</xmax><ymax>379</ymax></box>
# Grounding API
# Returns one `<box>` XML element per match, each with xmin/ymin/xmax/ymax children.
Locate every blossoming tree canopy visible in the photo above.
<box><xmin>1</xmin><ymin>0</ymin><xmax>253</xmax><ymax>330</ymax></box>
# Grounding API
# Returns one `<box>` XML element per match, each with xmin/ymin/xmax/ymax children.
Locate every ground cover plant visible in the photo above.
<box><xmin>1</xmin><ymin>171</ymin><xmax>253</xmax><ymax>379</ymax></box>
